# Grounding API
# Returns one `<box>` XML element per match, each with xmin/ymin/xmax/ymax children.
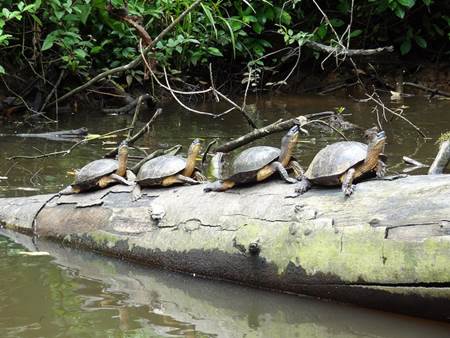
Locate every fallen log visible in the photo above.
<box><xmin>0</xmin><ymin>175</ymin><xmax>449</xmax><ymax>321</ymax></box>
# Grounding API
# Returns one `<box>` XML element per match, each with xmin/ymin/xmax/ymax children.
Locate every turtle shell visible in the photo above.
<box><xmin>305</xmin><ymin>141</ymin><xmax>367</xmax><ymax>185</ymax></box>
<box><xmin>228</xmin><ymin>146</ymin><xmax>280</xmax><ymax>182</ymax></box>
<box><xmin>137</xmin><ymin>155</ymin><xmax>186</xmax><ymax>184</ymax></box>
<box><xmin>74</xmin><ymin>159</ymin><xmax>118</xmax><ymax>188</ymax></box>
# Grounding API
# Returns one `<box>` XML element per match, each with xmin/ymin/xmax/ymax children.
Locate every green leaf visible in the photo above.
<box><xmin>395</xmin><ymin>7</ymin><xmax>405</xmax><ymax>19</ymax></box>
<box><xmin>0</xmin><ymin>64</ymin><xmax>5</xmax><ymax>74</ymax></box>
<box><xmin>398</xmin><ymin>0</ymin><xmax>416</xmax><ymax>8</ymax></box>
<box><xmin>42</xmin><ymin>32</ymin><xmax>59</xmax><ymax>51</ymax></box>
<box><xmin>77</xmin><ymin>4</ymin><xmax>91</xmax><ymax>24</ymax></box>
<box><xmin>400</xmin><ymin>39</ymin><xmax>411</xmax><ymax>55</ymax></box>
<box><xmin>317</xmin><ymin>25</ymin><xmax>327</xmax><ymax>39</ymax></box>
<box><xmin>200</xmin><ymin>3</ymin><xmax>217</xmax><ymax>38</ymax></box>
<box><xmin>414</xmin><ymin>35</ymin><xmax>427</xmax><ymax>48</ymax></box>
<box><xmin>350</xmin><ymin>29</ymin><xmax>363</xmax><ymax>38</ymax></box>
<box><xmin>30</xmin><ymin>14</ymin><xmax>42</xmax><ymax>26</ymax></box>
<box><xmin>207</xmin><ymin>47</ymin><xmax>223</xmax><ymax>57</ymax></box>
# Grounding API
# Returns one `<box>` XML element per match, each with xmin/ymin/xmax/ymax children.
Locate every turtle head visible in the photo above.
<box><xmin>365</xmin><ymin>128</ymin><xmax>386</xmax><ymax>157</ymax></box>
<box><xmin>116</xmin><ymin>140</ymin><xmax>129</xmax><ymax>176</ymax></box>
<box><xmin>188</xmin><ymin>138</ymin><xmax>202</xmax><ymax>156</ymax></box>
<box><xmin>184</xmin><ymin>139</ymin><xmax>202</xmax><ymax>177</ymax></box>
<box><xmin>280</xmin><ymin>125</ymin><xmax>299</xmax><ymax>166</ymax></box>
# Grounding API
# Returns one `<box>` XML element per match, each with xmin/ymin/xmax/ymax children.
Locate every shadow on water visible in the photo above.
<box><xmin>1</xmin><ymin>230</ymin><xmax>450</xmax><ymax>338</ymax></box>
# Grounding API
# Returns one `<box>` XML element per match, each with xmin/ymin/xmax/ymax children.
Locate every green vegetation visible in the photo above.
<box><xmin>0</xmin><ymin>0</ymin><xmax>448</xmax><ymax>85</ymax></box>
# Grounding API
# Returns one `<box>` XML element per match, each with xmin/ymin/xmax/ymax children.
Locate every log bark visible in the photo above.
<box><xmin>429</xmin><ymin>141</ymin><xmax>450</xmax><ymax>175</ymax></box>
<box><xmin>0</xmin><ymin>175</ymin><xmax>449</xmax><ymax>321</ymax></box>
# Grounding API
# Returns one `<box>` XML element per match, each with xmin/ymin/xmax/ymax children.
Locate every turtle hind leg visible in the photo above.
<box><xmin>340</xmin><ymin>168</ymin><xmax>356</xmax><ymax>196</ymax></box>
<box><xmin>203</xmin><ymin>180</ymin><xmax>235</xmax><ymax>192</ymax></box>
<box><xmin>270</xmin><ymin>161</ymin><xmax>297</xmax><ymax>183</ymax></box>
<box><xmin>162</xmin><ymin>174</ymin><xmax>199</xmax><ymax>186</ymax></box>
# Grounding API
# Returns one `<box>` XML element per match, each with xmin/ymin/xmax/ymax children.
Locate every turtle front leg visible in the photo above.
<box><xmin>194</xmin><ymin>170</ymin><xmax>207</xmax><ymax>182</ymax></box>
<box><xmin>270</xmin><ymin>161</ymin><xmax>297</xmax><ymax>183</ymax></box>
<box><xmin>287</xmin><ymin>160</ymin><xmax>305</xmax><ymax>180</ymax></box>
<box><xmin>295</xmin><ymin>178</ymin><xmax>312</xmax><ymax>194</ymax></box>
<box><xmin>162</xmin><ymin>174</ymin><xmax>200</xmax><ymax>186</ymax></box>
<box><xmin>341</xmin><ymin>168</ymin><xmax>356</xmax><ymax>196</ymax></box>
<box><xmin>376</xmin><ymin>160</ymin><xmax>387</xmax><ymax>178</ymax></box>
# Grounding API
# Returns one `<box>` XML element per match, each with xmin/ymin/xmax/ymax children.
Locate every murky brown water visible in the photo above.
<box><xmin>1</xmin><ymin>94</ymin><xmax>450</xmax><ymax>336</ymax></box>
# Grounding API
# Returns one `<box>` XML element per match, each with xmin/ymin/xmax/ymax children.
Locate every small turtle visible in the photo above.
<box><xmin>204</xmin><ymin>125</ymin><xmax>303</xmax><ymax>192</ymax></box>
<box><xmin>60</xmin><ymin>141</ymin><xmax>131</xmax><ymax>194</ymax></box>
<box><xmin>132</xmin><ymin>139</ymin><xmax>206</xmax><ymax>200</ymax></box>
<box><xmin>295</xmin><ymin>127</ymin><xmax>387</xmax><ymax>196</ymax></box>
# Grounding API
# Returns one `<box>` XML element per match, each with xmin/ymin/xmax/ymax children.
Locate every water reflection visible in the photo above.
<box><xmin>1</xmin><ymin>231</ymin><xmax>449</xmax><ymax>337</ymax></box>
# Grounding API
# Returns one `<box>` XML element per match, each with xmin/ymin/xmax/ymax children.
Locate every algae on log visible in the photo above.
<box><xmin>0</xmin><ymin>175</ymin><xmax>449</xmax><ymax>321</ymax></box>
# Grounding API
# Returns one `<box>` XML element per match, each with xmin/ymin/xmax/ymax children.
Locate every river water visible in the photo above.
<box><xmin>1</xmin><ymin>94</ymin><xmax>450</xmax><ymax>336</ymax></box>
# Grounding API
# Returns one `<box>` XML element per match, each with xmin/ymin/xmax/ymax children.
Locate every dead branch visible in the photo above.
<box><xmin>102</xmin><ymin>94</ymin><xmax>153</xmax><ymax>115</ymax></box>
<box><xmin>305</xmin><ymin>41</ymin><xmax>394</xmax><ymax>56</ymax></box>
<box><xmin>50</xmin><ymin>0</ymin><xmax>202</xmax><ymax>106</ymax></box>
<box><xmin>429</xmin><ymin>141</ymin><xmax>450</xmax><ymax>175</ymax></box>
<box><xmin>403</xmin><ymin>82</ymin><xmax>450</xmax><ymax>98</ymax></box>
<box><xmin>105</xmin><ymin>108</ymin><xmax>163</xmax><ymax>158</ymax></box>
<box><xmin>403</xmin><ymin>156</ymin><xmax>428</xmax><ymax>167</ymax></box>
<box><xmin>214</xmin><ymin>112</ymin><xmax>336</xmax><ymax>153</ymax></box>
<box><xmin>6</xmin><ymin>127</ymin><xmax>131</xmax><ymax>161</ymax></box>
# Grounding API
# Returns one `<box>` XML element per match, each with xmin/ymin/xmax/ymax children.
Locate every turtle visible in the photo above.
<box><xmin>295</xmin><ymin>127</ymin><xmax>387</xmax><ymax>196</ymax></box>
<box><xmin>60</xmin><ymin>141</ymin><xmax>132</xmax><ymax>194</ymax></box>
<box><xmin>203</xmin><ymin>125</ymin><xmax>303</xmax><ymax>192</ymax></box>
<box><xmin>132</xmin><ymin>139</ymin><xmax>206</xmax><ymax>200</ymax></box>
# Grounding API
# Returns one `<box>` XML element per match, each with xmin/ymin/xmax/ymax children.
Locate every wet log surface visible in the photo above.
<box><xmin>0</xmin><ymin>175</ymin><xmax>450</xmax><ymax>321</ymax></box>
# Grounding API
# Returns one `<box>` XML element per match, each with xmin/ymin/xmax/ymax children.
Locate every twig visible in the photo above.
<box><xmin>403</xmin><ymin>82</ymin><xmax>450</xmax><ymax>98</ymax></box>
<box><xmin>212</xmin><ymin>89</ymin><xmax>257</xmax><ymax>128</ymax></box>
<box><xmin>302</xmin><ymin>119</ymin><xmax>349</xmax><ymax>141</ymax></box>
<box><xmin>127</xmin><ymin>95</ymin><xmax>146</xmax><ymax>139</ymax></box>
<box><xmin>105</xmin><ymin>108</ymin><xmax>163</xmax><ymax>158</ymax></box>
<box><xmin>50</xmin><ymin>0</ymin><xmax>202</xmax><ymax>106</ymax></box>
<box><xmin>40</xmin><ymin>69</ymin><xmax>65</xmax><ymax>112</ymax></box>
<box><xmin>365</xmin><ymin>94</ymin><xmax>426</xmax><ymax>138</ymax></box>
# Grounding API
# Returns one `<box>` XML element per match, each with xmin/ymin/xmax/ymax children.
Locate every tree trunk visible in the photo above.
<box><xmin>0</xmin><ymin>175</ymin><xmax>449</xmax><ymax>321</ymax></box>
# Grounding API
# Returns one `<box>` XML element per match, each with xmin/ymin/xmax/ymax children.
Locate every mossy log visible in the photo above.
<box><xmin>0</xmin><ymin>175</ymin><xmax>449</xmax><ymax>321</ymax></box>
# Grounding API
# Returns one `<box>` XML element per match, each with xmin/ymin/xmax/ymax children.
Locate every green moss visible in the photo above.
<box><xmin>89</xmin><ymin>231</ymin><xmax>120</xmax><ymax>249</ymax></box>
<box><xmin>436</xmin><ymin>131</ymin><xmax>450</xmax><ymax>145</ymax></box>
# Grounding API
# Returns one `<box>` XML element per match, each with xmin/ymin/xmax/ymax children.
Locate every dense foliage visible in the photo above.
<box><xmin>0</xmin><ymin>0</ymin><xmax>448</xmax><ymax>79</ymax></box>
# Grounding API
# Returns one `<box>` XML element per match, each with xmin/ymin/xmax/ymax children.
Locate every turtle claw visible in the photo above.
<box><xmin>294</xmin><ymin>179</ymin><xmax>311</xmax><ymax>195</ymax></box>
<box><xmin>343</xmin><ymin>184</ymin><xmax>355</xmax><ymax>196</ymax></box>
